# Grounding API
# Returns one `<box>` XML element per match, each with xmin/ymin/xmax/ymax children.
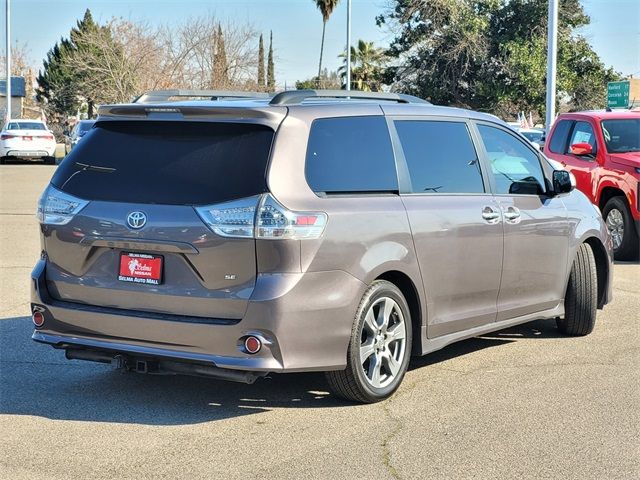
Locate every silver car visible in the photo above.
<box><xmin>31</xmin><ymin>89</ymin><xmax>613</xmax><ymax>403</ymax></box>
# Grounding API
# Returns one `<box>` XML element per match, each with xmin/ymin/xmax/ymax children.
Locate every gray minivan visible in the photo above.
<box><xmin>31</xmin><ymin>90</ymin><xmax>613</xmax><ymax>403</ymax></box>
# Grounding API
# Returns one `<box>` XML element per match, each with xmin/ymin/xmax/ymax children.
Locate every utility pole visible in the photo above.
<box><xmin>545</xmin><ymin>0</ymin><xmax>558</xmax><ymax>134</ymax></box>
<box><xmin>346</xmin><ymin>0</ymin><xmax>351</xmax><ymax>91</ymax></box>
<box><xmin>4</xmin><ymin>0</ymin><xmax>10</xmax><ymax>123</ymax></box>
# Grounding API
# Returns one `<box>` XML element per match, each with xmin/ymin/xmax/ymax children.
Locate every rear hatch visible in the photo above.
<box><xmin>43</xmin><ymin>119</ymin><xmax>276</xmax><ymax>320</ymax></box>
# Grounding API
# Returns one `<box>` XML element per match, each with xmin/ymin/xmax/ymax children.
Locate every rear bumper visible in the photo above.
<box><xmin>31</xmin><ymin>259</ymin><xmax>365</xmax><ymax>373</ymax></box>
<box><xmin>1</xmin><ymin>146</ymin><xmax>55</xmax><ymax>158</ymax></box>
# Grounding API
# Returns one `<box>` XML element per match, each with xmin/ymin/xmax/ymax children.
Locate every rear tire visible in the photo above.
<box><xmin>325</xmin><ymin>280</ymin><xmax>412</xmax><ymax>403</ymax></box>
<box><xmin>556</xmin><ymin>243</ymin><xmax>597</xmax><ymax>336</ymax></box>
<box><xmin>603</xmin><ymin>196</ymin><xmax>639</xmax><ymax>261</ymax></box>
<box><xmin>44</xmin><ymin>156</ymin><xmax>56</xmax><ymax>165</ymax></box>
<box><xmin>0</xmin><ymin>156</ymin><xmax>6</xmax><ymax>165</ymax></box>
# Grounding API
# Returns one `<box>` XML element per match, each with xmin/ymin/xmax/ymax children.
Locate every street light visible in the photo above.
<box><xmin>545</xmin><ymin>0</ymin><xmax>558</xmax><ymax>134</ymax></box>
<box><xmin>346</xmin><ymin>0</ymin><xmax>351</xmax><ymax>91</ymax></box>
<box><xmin>4</xmin><ymin>0</ymin><xmax>10</xmax><ymax>123</ymax></box>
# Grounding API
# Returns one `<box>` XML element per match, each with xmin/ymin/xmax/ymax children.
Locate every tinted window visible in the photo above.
<box><xmin>7</xmin><ymin>122</ymin><xmax>46</xmax><ymax>130</ymax></box>
<box><xmin>395</xmin><ymin>120</ymin><xmax>484</xmax><ymax>194</ymax></box>
<box><xmin>478</xmin><ymin>125</ymin><xmax>546</xmax><ymax>195</ymax></box>
<box><xmin>548</xmin><ymin>120</ymin><xmax>573</xmax><ymax>153</ymax></box>
<box><xmin>52</xmin><ymin>121</ymin><xmax>274</xmax><ymax>205</ymax></box>
<box><xmin>305</xmin><ymin>116</ymin><xmax>397</xmax><ymax>193</ymax></box>
<box><xmin>601</xmin><ymin>119</ymin><xmax>640</xmax><ymax>153</ymax></box>
<box><xmin>568</xmin><ymin>121</ymin><xmax>597</xmax><ymax>154</ymax></box>
<box><xmin>78</xmin><ymin>121</ymin><xmax>95</xmax><ymax>133</ymax></box>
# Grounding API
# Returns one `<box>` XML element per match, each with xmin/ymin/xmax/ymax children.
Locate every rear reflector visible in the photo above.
<box><xmin>244</xmin><ymin>336</ymin><xmax>262</xmax><ymax>354</ymax></box>
<box><xmin>32</xmin><ymin>311</ymin><xmax>45</xmax><ymax>327</ymax></box>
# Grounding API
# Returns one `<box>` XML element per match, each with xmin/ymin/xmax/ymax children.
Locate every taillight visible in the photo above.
<box><xmin>40</xmin><ymin>134</ymin><xmax>55</xmax><ymax>141</ymax></box>
<box><xmin>1</xmin><ymin>134</ymin><xmax>17</xmax><ymax>140</ymax></box>
<box><xmin>255</xmin><ymin>194</ymin><xmax>327</xmax><ymax>239</ymax></box>
<box><xmin>195</xmin><ymin>194</ymin><xmax>327</xmax><ymax>240</ymax></box>
<box><xmin>37</xmin><ymin>185</ymin><xmax>89</xmax><ymax>225</ymax></box>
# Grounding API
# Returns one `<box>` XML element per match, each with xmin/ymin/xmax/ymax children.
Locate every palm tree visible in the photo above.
<box><xmin>339</xmin><ymin>39</ymin><xmax>387</xmax><ymax>91</ymax></box>
<box><xmin>314</xmin><ymin>0</ymin><xmax>340</xmax><ymax>88</ymax></box>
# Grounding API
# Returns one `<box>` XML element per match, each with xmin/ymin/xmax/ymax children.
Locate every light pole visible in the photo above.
<box><xmin>346</xmin><ymin>0</ymin><xmax>351</xmax><ymax>91</ymax></box>
<box><xmin>4</xmin><ymin>0</ymin><xmax>10</xmax><ymax>122</ymax></box>
<box><xmin>545</xmin><ymin>0</ymin><xmax>558</xmax><ymax>134</ymax></box>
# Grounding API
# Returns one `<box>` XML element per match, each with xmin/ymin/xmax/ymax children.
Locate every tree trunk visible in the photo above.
<box><xmin>317</xmin><ymin>21</ymin><xmax>326</xmax><ymax>89</ymax></box>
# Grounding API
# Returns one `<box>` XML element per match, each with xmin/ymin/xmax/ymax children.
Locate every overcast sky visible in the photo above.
<box><xmin>3</xmin><ymin>0</ymin><xmax>639</xmax><ymax>87</ymax></box>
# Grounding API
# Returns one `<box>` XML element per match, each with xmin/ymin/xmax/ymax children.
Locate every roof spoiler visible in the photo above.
<box><xmin>134</xmin><ymin>90</ymin><xmax>270</xmax><ymax>103</ymax></box>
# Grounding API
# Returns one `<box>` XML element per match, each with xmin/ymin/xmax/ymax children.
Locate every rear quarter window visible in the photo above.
<box><xmin>305</xmin><ymin>116</ymin><xmax>398</xmax><ymax>194</ymax></box>
<box><xmin>51</xmin><ymin>121</ymin><xmax>274</xmax><ymax>205</ymax></box>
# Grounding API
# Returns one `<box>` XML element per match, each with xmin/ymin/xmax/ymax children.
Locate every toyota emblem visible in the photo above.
<box><xmin>127</xmin><ymin>211</ymin><xmax>147</xmax><ymax>229</ymax></box>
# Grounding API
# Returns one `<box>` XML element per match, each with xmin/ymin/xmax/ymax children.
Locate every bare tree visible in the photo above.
<box><xmin>169</xmin><ymin>16</ymin><xmax>260</xmax><ymax>90</ymax></box>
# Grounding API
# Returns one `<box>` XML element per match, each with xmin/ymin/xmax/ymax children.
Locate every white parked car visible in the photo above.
<box><xmin>516</xmin><ymin>128</ymin><xmax>545</xmax><ymax>150</ymax></box>
<box><xmin>0</xmin><ymin>120</ymin><xmax>57</xmax><ymax>164</ymax></box>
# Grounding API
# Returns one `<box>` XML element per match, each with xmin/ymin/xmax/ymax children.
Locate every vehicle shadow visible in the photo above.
<box><xmin>0</xmin><ymin>316</ymin><xmax>560</xmax><ymax>426</ymax></box>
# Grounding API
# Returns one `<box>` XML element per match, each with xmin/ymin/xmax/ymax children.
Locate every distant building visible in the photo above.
<box><xmin>0</xmin><ymin>76</ymin><xmax>26</xmax><ymax>121</ymax></box>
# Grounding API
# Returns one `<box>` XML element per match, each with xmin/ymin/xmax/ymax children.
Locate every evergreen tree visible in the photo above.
<box><xmin>70</xmin><ymin>9</ymin><xmax>103</xmax><ymax>116</ymax></box>
<box><xmin>257</xmin><ymin>34</ymin><xmax>265</xmax><ymax>88</ymax></box>
<box><xmin>36</xmin><ymin>9</ymin><xmax>103</xmax><ymax>119</ymax></box>
<box><xmin>36</xmin><ymin>39</ymin><xmax>79</xmax><ymax>120</ymax></box>
<box><xmin>267</xmin><ymin>31</ymin><xmax>275</xmax><ymax>90</ymax></box>
<box><xmin>213</xmin><ymin>24</ymin><xmax>229</xmax><ymax>88</ymax></box>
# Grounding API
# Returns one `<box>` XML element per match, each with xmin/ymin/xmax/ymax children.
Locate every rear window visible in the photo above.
<box><xmin>305</xmin><ymin>116</ymin><xmax>398</xmax><ymax>194</ymax></box>
<box><xmin>7</xmin><ymin>122</ymin><xmax>46</xmax><ymax>130</ymax></box>
<box><xmin>548</xmin><ymin>120</ymin><xmax>573</xmax><ymax>153</ymax></box>
<box><xmin>52</xmin><ymin>121</ymin><xmax>274</xmax><ymax>205</ymax></box>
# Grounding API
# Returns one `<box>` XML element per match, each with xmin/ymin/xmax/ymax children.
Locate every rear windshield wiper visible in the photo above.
<box><xmin>74</xmin><ymin>162</ymin><xmax>116</xmax><ymax>173</ymax></box>
<box><xmin>60</xmin><ymin>162</ymin><xmax>116</xmax><ymax>190</ymax></box>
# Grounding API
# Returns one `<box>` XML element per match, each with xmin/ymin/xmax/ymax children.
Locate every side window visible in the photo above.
<box><xmin>567</xmin><ymin>121</ymin><xmax>597</xmax><ymax>154</ymax></box>
<box><xmin>394</xmin><ymin>120</ymin><xmax>484</xmax><ymax>193</ymax></box>
<box><xmin>477</xmin><ymin>124</ymin><xmax>546</xmax><ymax>195</ymax></box>
<box><xmin>548</xmin><ymin>120</ymin><xmax>573</xmax><ymax>154</ymax></box>
<box><xmin>305</xmin><ymin>116</ymin><xmax>398</xmax><ymax>194</ymax></box>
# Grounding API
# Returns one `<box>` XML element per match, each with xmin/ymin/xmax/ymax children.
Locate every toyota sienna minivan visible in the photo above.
<box><xmin>31</xmin><ymin>89</ymin><xmax>613</xmax><ymax>403</ymax></box>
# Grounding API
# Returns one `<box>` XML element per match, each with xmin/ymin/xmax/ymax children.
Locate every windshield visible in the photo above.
<box><xmin>78</xmin><ymin>121</ymin><xmax>94</xmax><ymax>133</ymax></box>
<box><xmin>7</xmin><ymin>122</ymin><xmax>46</xmax><ymax>131</ymax></box>
<box><xmin>520</xmin><ymin>131</ymin><xmax>543</xmax><ymax>142</ymax></box>
<box><xmin>601</xmin><ymin>119</ymin><xmax>640</xmax><ymax>153</ymax></box>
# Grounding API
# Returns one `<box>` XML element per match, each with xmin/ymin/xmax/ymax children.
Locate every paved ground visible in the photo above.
<box><xmin>1</xmin><ymin>164</ymin><xmax>638</xmax><ymax>479</ymax></box>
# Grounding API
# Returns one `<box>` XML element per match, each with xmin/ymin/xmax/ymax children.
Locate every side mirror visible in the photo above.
<box><xmin>569</xmin><ymin>142</ymin><xmax>593</xmax><ymax>156</ymax></box>
<box><xmin>552</xmin><ymin>170</ymin><xmax>574</xmax><ymax>195</ymax></box>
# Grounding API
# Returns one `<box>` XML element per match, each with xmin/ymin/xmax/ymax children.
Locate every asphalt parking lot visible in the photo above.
<box><xmin>1</xmin><ymin>164</ymin><xmax>638</xmax><ymax>479</ymax></box>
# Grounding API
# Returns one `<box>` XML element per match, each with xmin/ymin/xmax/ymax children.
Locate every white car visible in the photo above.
<box><xmin>0</xmin><ymin>120</ymin><xmax>57</xmax><ymax>164</ymax></box>
<box><xmin>516</xmin><ymin>128</ymin><xmax>545</xmax><ymax>150</ymax></box>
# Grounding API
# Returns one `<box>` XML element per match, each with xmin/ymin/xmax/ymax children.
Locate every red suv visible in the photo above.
<box><xmin>544</xmin><ymin>110</ymin><xmax>640</xmax><ymax>260</ymax></box>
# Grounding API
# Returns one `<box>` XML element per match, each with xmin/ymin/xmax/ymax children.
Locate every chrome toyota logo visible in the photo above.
<box><xmin>126</xmin><ymin>211</ymin><xmax>147</xmax><ymax>229</ymax></box>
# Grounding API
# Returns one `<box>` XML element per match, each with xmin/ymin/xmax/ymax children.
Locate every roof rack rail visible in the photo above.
<box><xmin>134</xmin><ymin>89</ymin><xmax>270</xmax><ymax>103</ymax></box>
<box><xmin>269</xmin><ymin>89</ymin><xmax>429</xmax><ymax>106</ymax></box>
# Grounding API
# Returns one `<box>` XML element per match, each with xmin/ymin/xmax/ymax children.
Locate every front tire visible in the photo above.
<box><xmin>326</xmin><ymin>280</ymin><xmax>412</xmax><ymax>403</ymax></box>
<box><xmin>557</xmin><ymin>243</ymin><xmax>597</xmax><ymax>336</ymax></box>
<box><xmin>603</xmin><ymin>196</ymin><xmax>639</xmax><ymax>261</ymax></box>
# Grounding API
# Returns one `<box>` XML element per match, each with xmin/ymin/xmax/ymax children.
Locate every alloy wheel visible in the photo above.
<box><xmin>606</xmin><ymin>208</ymin><xmax>624</xmax><ymax>250</ymax></box>
<box><xmin>359</xmin><ymin>297</ymin><xmax>407</xmax><ymax>389</ymax></box>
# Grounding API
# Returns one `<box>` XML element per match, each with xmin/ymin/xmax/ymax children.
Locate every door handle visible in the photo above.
<box><xmin>481</xmin><ymin>206</ymin><xmax>501</xmax><ymax>223</ymax></box>
<box><xmin>503</xmin><ymin>206</ymin><xmax>521</xmax><ymax>223</ymax></box>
